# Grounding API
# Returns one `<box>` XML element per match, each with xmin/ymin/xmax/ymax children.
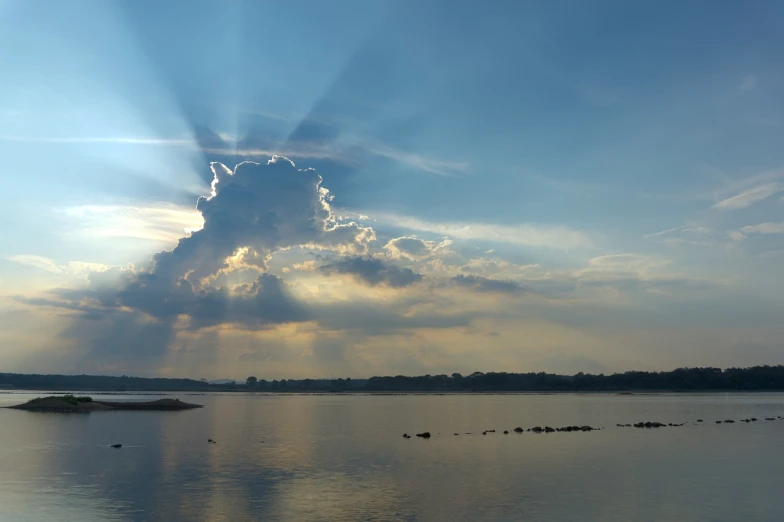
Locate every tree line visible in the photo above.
<box><xmin>361</xmin><ymin>366</ymin><xmax>784</xmax><ymax>391</ymax></box>
<box><xmin>3</xmin><ymin>366</ymin><xmax>784</xmax><ymax>392</ymax></box>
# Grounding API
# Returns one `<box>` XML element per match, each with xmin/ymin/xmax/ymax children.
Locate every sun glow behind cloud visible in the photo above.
<box><xmin>62</xmin><ymin>204</ymin><xmax>205</xmax><ymax>244</ymax></box>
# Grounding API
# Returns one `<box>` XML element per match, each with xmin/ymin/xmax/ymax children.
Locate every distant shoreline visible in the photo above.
<box><xmin>3</xmin><ymin>366</ymin><xmax>784</xmax><ymax>393</ymax></box>
<box><xmin>3</xmin><ymin>389</ymin><xmax>784</xmax><ymax>396</ymax></box>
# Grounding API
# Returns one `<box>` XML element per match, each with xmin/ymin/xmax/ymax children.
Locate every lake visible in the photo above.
<box><xmin>1</xmin><ymin>392</ymin><xmax>783</xmax><ymax>521</ymax></box>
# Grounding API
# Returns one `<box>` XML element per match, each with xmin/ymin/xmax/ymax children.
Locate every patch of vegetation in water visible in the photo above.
<box><xmin>55</xmin><ymin>394</ymin><xmax>93</xmax><ymax>405</ymax></box>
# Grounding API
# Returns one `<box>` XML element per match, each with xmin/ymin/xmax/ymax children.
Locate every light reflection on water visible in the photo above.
<box><xmin>1</xmin><ymin>392</ymin><xmax>783</xmax><ymax>521</ymax></box>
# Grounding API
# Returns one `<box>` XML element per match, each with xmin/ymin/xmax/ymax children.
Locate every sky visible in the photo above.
<box><xmin>1</xmin><ymin>0</ymin><xmax>783</xmax><ymax>379</ymax></box>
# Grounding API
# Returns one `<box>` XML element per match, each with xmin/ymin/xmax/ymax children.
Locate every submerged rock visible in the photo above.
<box><xmin>110</xmin><ymin>444</ymin><xmax>122</xmax><ymax>448</ymax></box>
<box><xmin>633</xmin><ymin>421</ymin><xmax>665</xmax><ymax>428</ymax></box>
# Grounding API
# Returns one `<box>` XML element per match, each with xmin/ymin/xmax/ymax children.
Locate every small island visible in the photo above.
<box><xmin>8</xmin><ymin>395</ymin><xmax>203</xmax><ymax>412</ymax></box>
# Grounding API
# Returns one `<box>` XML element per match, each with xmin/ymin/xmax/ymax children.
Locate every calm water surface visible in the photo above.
<box><xmin>1</xmin><ymin>392</ymin><xmax>783</xmax><ymax>521</ymax></box>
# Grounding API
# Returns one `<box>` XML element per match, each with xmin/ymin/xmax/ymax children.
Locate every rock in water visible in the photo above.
<box><xmin>110</xmin><ymin>444</ymin><xmax>122</xmax><ymax>448</ymax></box>
<box><xmin>415</xmin><ymin>432</ymin><xmax>431</xmax><ymax>438</ymax></box>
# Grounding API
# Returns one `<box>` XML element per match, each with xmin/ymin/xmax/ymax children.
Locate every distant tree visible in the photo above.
<box><xmin>246</xmin><ymin>376</ymin><xmax>258</xmax><ymax>387</ymax></box>
<box><xmin>4</xmin><ymin>366</ymin><xmax>784</xmax><ymax>393</ymax></box>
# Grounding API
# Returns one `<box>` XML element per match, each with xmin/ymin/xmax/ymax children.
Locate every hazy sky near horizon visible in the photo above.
<box><xmin>1</xmin><ymin>0</ymin><xmax>783</xmax><ymax>379</ymax></box>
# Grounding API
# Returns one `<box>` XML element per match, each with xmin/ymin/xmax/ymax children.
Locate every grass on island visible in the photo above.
<box><xmin>57</xmin><ymin>394</ymin><xmax>93</xmax><ymax>405</ymax></box>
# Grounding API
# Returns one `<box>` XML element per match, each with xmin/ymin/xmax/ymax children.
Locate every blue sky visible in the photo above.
<box><xmin>1</xmin><ymin>0</ymin><xmax>783</xmax><ymax>378</ymax></box>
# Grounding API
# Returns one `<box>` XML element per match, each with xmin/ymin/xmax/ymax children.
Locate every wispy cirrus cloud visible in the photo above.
<box><xmin>712</xmin><ymin>182</ymin><xmax>783</xmax><ymax>211</ymax></box>
<box><xmin>644</xmin><ymin>226</ymin><xmax>721</xmax><ymax>247</ymax></box>
<box><xmin>1</xmin><ymin>131</ymin><xmax>466</xmax><ymax>176</ymax></box>
<box><xmin>751</xmin><ymin>117</ymin><xmax>783</xmax><ymax>127</ymax></box>
<box><xmin>740</xmin><ymin>222</ymin><xmax>784</xmax><ymax>235</ymax></box>
<box><xmin>205</xmin><ymin>138</ymin><xmax>466</xmax><ymax>176</ymax></box>
<box><xmin>201</xmin><ymin>144</ymin><xmax>351</xmax><ymax>163</ymax></box>
<box><xmin>740</xmin><ymin>74</ymin><xmax>758</xmax><ymax>91</ymax></box>
<box><xmin>368</xmin><ymin>213</ymin><xmax>592</xmax><ymax>250</ymax></box>
<box><xmin>7</xmin><ymin>254</ymin><xmax>109</xmax><ymax>277</ymax></box>
<box><xmin>567</xmin><ymin>254</ymin><xmax>717</xmax><ymax>294</ymax></box>
<box><xmin>0</xmin><ymin>135</ymin><xmax>193</xmax><ymax>146</ymax></box>
<box><xmin>360</xmin><ymin>142</ymin><xmax>468</xmax><ymax>176</ymax></box>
